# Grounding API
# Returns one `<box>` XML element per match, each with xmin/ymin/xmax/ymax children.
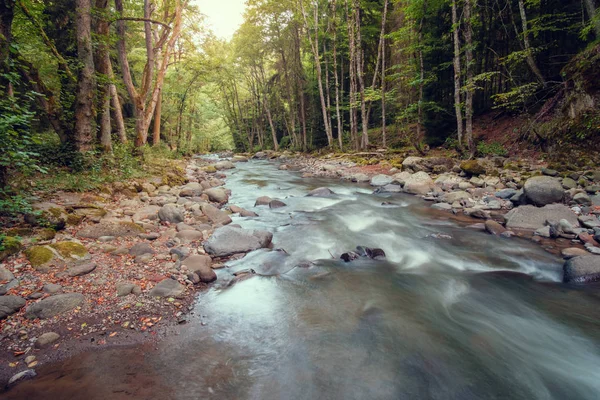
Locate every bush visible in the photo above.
<box><xmin>477</xmin><ymin>141</ymin><xmax>508</xmax><ymax>157</ymax></box>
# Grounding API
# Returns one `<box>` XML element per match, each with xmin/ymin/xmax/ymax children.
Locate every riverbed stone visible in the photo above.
<box><xmin>179</xmin><ymin>183</ymin><xmax>204</xmax><ymax>197</ymax></box>
<box><xmin>403</xmin><ymin>171</ymin><xmax>434</xmax><ymax>195</ymax></box>
<box><xmin>204</xmin><ymin>188</ymin><xmax>228</xmax><ymax>203</ymax></box>
<box><xmin>431</xmin><ymin>203</ymin><xmax>452</xmax><ymax>211</ymax></box>
<box><xmin>204</xmin><ymin>225</ymin><xmax>273</xmax><ymax>257</ymax></box>
<box><xmin>158</xmin><ymin>204</ymin><xmax>184</xmax><ymax>223</ymax></box>
<box><xmin>25</xmin><ymin>293</ymin><xmax>85</xmax><ymax>319</ymax></box>
<box><xmin>214</xmin><ymin>160</ymin><xmax>235</xmax><ymax>170</ymax></box>
<box><xmin>132</xmin><ymin>205</ymin><xmax>161</xmax><ymax>221</ymax></box>
<box><xmin>201</xmin><ymin>204</ymin><xmax>232</xmax><ymax>226</ymax></box>
<box><xmin>505</xmin><ymin>204</ymin><xmax>579</xmax><ymax>231</ymax></box>
<box><xmin>460</xmin><ymin>160</ymin><xmax>486</xmax><ymax>176</ymax></box>
<box><xmin>77</xmin><ymin>222</ymin><xmax>144</xmax><ymax>239</ymax></box>
<box><xmin>485</xmin><ymin>220</ymin><xmax>506</xmax><ymax>235</ymax></box>
<box><xmin>307</xmin><ymin>187</ymin><xmax>336</xmax><ymax>197</ymax></box>
<box><xmin>35</xmin><ymin>332</ymin><xmax>60</xmax><ymax>348</ymax></box>
<box><xmin>392</xmin><ymin>171</ymin><xmax>412</xmax><ymax>186</ymax></box>
<box><xmin>67</xmin><ymin>262</ymin><xmax>96</xmax><ymax>277</ymax></box>
<box><xmin>370</xmin><ymin>174</ymin><xmax>393</xmax><ymax>187</ymax></box>
<box><xmin>562</xmin><ymin>178</ymin><xmax>577</xmax><ymax>190</ymax></box>
<box><xmin>573</xmin><ymin>192</ymin><xmax>592</xmax><ymax>206</ymax></box>
<box><xmin>441</xmin><ymin>191</ymin><xmax>470</xmax><ymax>203</ymax></box>
<box><xmin>563</xmin><ymin>255</ymin><xmax>600</xmax><ymax>283</ymax></box>
<box><xmin>523</xmin><ymin>176</ymin><xmax>564</xmax><ymax>206</ymax></box>
<box><xmin>255</xmin><ymin>196</ymin><xmax>272</xmax><ymax>206</ymax></box>
<box><xmin>0</xmin><ymin>266</ymin><xmax>14</xmax><ymax>282</ymax></box>
<box><xmin>176</xmin><ymin>230</ymin><xmax>204</xmax><ymax>242</ymax></box>
<box><xmin>0</xmin><ymin>295</ymin><xmax>26</xmax><ymax>319</ymax></box>
<box><xmin>129</xmin><ymin>243</ymin><xmax>155</xmax><ymax>256</ymax></box>
<box><xmin>350</xmin><ymin>173</ymin><xmax>370</xmax><ymax>183</ymax></box>
<box><xmin>182</xmin><ymin>255</ymin><xmax>216</xmax><ymax>283</ymax></box>
<box><xmin>579</xmin><ymin>215</ymin><xmax>600</xmax><ymax>229</ymax></box>
<box><xmin>149</xmin><ymin>279</ymin><xmax>185</xmax><ymax>297</ymax></box>
<box><xmin>269</xmin><ymin>199</ymin><xmax>287</xmax><ymax>209</ymax></box>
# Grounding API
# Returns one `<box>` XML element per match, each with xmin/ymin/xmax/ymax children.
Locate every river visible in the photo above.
<box><xmin>5</xmin><ymin>159</ymin><xmax>600</xmax><ymax>399</ymax></box>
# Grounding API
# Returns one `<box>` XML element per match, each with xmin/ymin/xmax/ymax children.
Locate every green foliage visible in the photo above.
<box><xmin>477</xmin><ymin>141</ymin><xmax>508</xmax><ymax>157</ymax></box>
<box><xmin>0</xmin><ymin>189</ymin><xmax>36</xmax><ymax>218</ymax></box>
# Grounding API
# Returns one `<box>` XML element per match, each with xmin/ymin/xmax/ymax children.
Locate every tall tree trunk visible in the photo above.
<box><xmin>74</xmin><ymin>0</ymin><xmax>96</xmax><ymax>152</ymax></box>
<box><xmin>331</xmin><ymin>0</ymin><xmax>343</xmax><ymax>150</ymax></box>
<box><xmin>95</xmin><ymin>0</ymin><xmax>112</xmax><ymax>152</ymax></box>
<box><xmin>0</xmin><ymin>0</ymin><xmax>14</xmax><ymax>187</ymax></box>
<box><xmin>299</xmin><ymin>0</ymin><xmax>333</xmax><ymax>148</ymax></box>
<box><xmin>347</xmin><ymin>0</ymin><xmax>359</xmax><ymax>151</ymax></box>
<box><xmin>583</xmin><ymin>0</ymin><xmax>600</xmax><ymax>38</ymax></box>
<box><xmin>452</xmin><ymin>0</ymin><xmax>464</xmax><ymax>147</ymax></box>
<box><xmin>517</xmin><ymin>0</ymin><xmax>545</xmax><ymax>86</ymax></box>
<box><xmin>294</xmin><ymin>24</ymin><xmax>308</xmax><ymax>151</ymax></box>
<box><xmin>153</xmin><ymin>88</ymin><xmax>162</xmax><ymax>145</ymax></box>
<box><xmin>464</xmin><ymin>0</ymin><xmax>475</xmax><ymax>156</ymax></box>
<box><xmin>354</xmin><ymin>0</ymin><xmax>368</xmax><ymax>149</ymax></box>
<box><xmin>416</xmin><ymin>1</ymin><xmax>428</xmax><ymax>152</ymax></box>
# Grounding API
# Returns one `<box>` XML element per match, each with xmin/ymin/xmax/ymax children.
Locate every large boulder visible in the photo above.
<box><xmin>403</xmin><ymin>172</ymin><xmax>434</xmax><ymax>195</ymax></box>
<box><xmin>505</xmin><ymin>204</ymin><xmax>579</xmax><ymax>231</ymax></box>
<box><xmin>25</xmin><ymin>293</ymin><xmax>85</xmax><ymax>319</ymax></box>
<box><xmin>563</xmin><ymin>255</ymin><xmax>600</xmax><ymax>283</ymax></box>
<box><xmin>201</xmin><ymin>204</ymin><xmax>232</xmax><ymax>226</ymax></box>
<box><xmin>402</xmin><ymin>157</ymin><xmax>453</xmax><ymax>173</ymax></box>
<box><xmin>158</xmin><ymin>204</ymin><xmax>184</xmax><ymax>223</ymax></box>
<box><xmin>0</xmin><ymin>296</ymin><xmax>26</xmax><ymax>319</ymax></box>
<box><xmin>204</xmin><ymin>226</ymin><xmax>273</xmax><ymax>257</ymax></box>
<box><xmin>179</xmin><ymin>183</ymin><xmax>204</xmax><ymax>197</ymax></box>
<box><xmin>77</xmin><ymin>222</ymin><xmax>144</xmax><ymax>239</ymax></box>
<box><xmin>255</xmin><ymin>196</ymin><xmax>272</xmax><ymax>206</ymax></box>
<box><xmin>213</xmin><ymin>161</ymin><xmax>235</xmax><ymax>170</ymax></box>
<box><xmin>523</xmin><ymin>176</ymin><xmax>564</xmax><ymax>206</ymax></box>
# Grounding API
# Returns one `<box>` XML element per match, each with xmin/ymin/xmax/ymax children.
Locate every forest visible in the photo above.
<box><xmin>1</xmin><ymin>0</ymin><xmax>599</xmax><ymax>194</ymax></box>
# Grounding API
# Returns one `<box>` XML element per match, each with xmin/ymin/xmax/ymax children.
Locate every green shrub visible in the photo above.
<box><xmin>477</xmin><ymin>141</ymin><xmax>508</xmax><ymax>157</ymax></box>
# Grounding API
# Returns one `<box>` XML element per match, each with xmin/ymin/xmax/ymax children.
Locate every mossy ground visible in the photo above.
<box><xmin>25</xmin><ymin>246</ymin><xmax>54</xmax><ymax>267</ymax></box>
<box><xmin>50</xmin><ymin>242</ymin><xmax>88</xmax><ymax>258</ymax></box>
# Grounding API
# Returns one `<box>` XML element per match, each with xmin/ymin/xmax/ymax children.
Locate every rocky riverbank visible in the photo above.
<box><xmin>273</xmin><ymin>151</ymin><xmax>600</xmax><ymax>281</ymax></box>
<box><xmin>0</xmin><ymin>155</ymin><xmax>273</xmax><ymax>388</ymax></box>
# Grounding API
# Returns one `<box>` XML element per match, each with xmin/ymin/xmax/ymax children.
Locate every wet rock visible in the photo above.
<box><xmin>341</xmin><ymin>252</ymin><xmax>360</xmax><ymax>262</ymax></box>
<box><xmin>505</xmin><ymin>204</ymin><xmax>578</xmax><ymax>231</ymax></box>
<box><xmin>7</xmin><ymin>370</ymin><xmax>36</xmax><ymax>387</ymax></box>
<box><xmin>232</xmin><ymin>155</ymin><xmax>248</xmax><ymax>163</ymax></box>
<box><xmin>201</xmin><ymin>204</ymin><xmax>232</xmax><ymax>226</ymax></box>
<box><xmin>77</xmin><ymin>222</ymin><xmax>144</xmax><ymax>239</ymax></box>
<box><xmin>578</xmin><ymin>232</ymin><xmax>599</xmax><ymax>246</ymax></box>
<box><xmin>485</xmin><ymin>220</ymin><xmax>506</xmax><ymax>235</ymax></box>
<box><xmin>535</xmin><ymin>226</ymin><xmax>551</xmax><ymax>238</ymax></box>
<box><xmin>149</xmin><ymin>278</ymin><xmax>185</xmax><ymax>297</ymax></box>
<box><xmin>306</xmin><ymin>187</ymin><xmax>336</xmax><ymax>197</ymax></box>
<box><xmin>229</xmin><ymin>205</ymin><xmax>258</xmax><ymax>217</ymax></box>
<box><xmin>67</xmin><ymin>262</ymin><xmax>96</xmax><ymax>277</ymax></box>
<box><xmin>254</xmin><ymin>196</ymin><xmax>272</xmax><ymax>206</ymax></box>
<box><xmin>158</xmin><ymin>204</ymin><xmax>184</xmax><ymax>223</ymax></box>
<box><xmin>431</xmin><ymin>203</ymin><xmax>452</xmax><ymax>211</ymax></box>
<box><xmin>370</xmin><ymin>174</ymin><xmax>393</xmax><ymax>186</ymax></box>
<box><xmin>463</xmin><ymin>208</ymin><xmax>490</xmax><ymax>219</ymax></box>
<box><xmin>36</xmin><ymin>332</ymin><xmax>60</xmax><ymax>348</ymax></box>
<box><xmin>0</xmin><ymin>295</ymin><xmax>26</xmax><ymax>319</ymax></box>
<box><xmin>204</xmin><ymin>225</ymin><xmax>273</xmax><ymax>257</ymax></box>
<box><xmin>563</xmin><ymin>255</ymin><xmax>600</xmax><ymax>283</ymax></box>
<box><xmin>129</xmin><ymin>243</ymin><xmax>155</xmax><ymax>256</ymax></box>
<box><xmin>269</xmin><ymin>199</ymin><xmax>287</xmax><ymax>209</ymax></box>
<box><xmin>585</xmin><ymin>244</ymin><xmax>600</xmax><ymax>255</ymax></box>
<box><xmin>561</xmin><ymin>248</ymin><xmax>588</xmax><ymax>259</ymax></box>
<box><xmin>350</xmin><ymin>173</ymin><xmax>370</xmax><ymax>183</ymax></box>
<box><xmin>523</xmin><ymin>176</ymin><xmax>564</xmax><ymax>206</ymax></box>
<box><xmin>376</xmin><ymin>184</ymin><xmax>403</xmax><ymax>193</ymax></box>
<box><xmin>403</xmin><ymin>171</ymin><xmax>434</xmax><ymax>195</ymax></box>
<box><xmin>25</xmin><ymin>293</ymin><xmax>85</xmax><ymax>319</ymax></box>
<box><xmin>204</xmin><ymin>188</ymin><xmax>228</xmax><ymax>203</ymax></box>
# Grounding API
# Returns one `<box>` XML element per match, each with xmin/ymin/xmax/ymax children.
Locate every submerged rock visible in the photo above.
<box><xmin>306</xmin><ymin>187</ymin><xmax>336</xmax><ymax>197</ymax></box>
<box><xmin>341</xmin><ymin>246</ymin><xmax>386</xmax><ymax>262</ymax></box>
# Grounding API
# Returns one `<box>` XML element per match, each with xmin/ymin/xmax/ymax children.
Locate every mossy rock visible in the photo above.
<box><xmin>47</xmin><ymin>207</ymin><xmax>64</xmax><ymax>219</ymax></box>
<box><xmin>66</xmin><ymin>214</ymin><xmax>83</xmax><ymax>226</ymax></box>
<box><xmin>459</xmin><ymin>160</ymin><xmax>486</xmax><ymax>176</ymax></box>
<box><xmin>25</xmin><ymin>246</ymin><xmax>54</xmax><ymax>268</ymax></box>
<box><xmin>50</xmin><ymin>242</ymin><xmax>88</xmax><ymax>259</ymax></box>
<box><xmin>200</xmin><ymin>166</ymin><xmax>217</xmax><ymax>173</ymax></box>
<box><xmin>72</xmin><ymin>207</ymin><xmax>107</xmax><ymax>219</ymax></box>
<box><xmin>0</xmin><ymin>236</ymin><xmax>22</xmax><ymax>262</ymax></box>
<box><xmin>77</xmin><ymin>221</ymin><xmax>145</xmax><ymax>239</ymax></box>
<box><xmin>5</xmin><ymin>227</ymin><xmax>34</xmax><ymax>237</ymax></box>
<box><xmin>37</xmin><ymin>228</ymin><xmax>56</xmax><ymax>241</ymax></box>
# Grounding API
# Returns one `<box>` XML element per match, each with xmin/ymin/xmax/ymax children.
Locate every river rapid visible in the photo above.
<box><xmin>5</xmin><ymin>159</ymin><xmax>600</xmax><ymax>400</ymax></box>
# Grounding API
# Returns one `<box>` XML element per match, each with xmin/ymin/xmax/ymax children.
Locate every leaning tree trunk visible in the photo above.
<box><xmin>354</xmin><ymin>0</ymin><xmax>369</xmax><ymax>149</ymax></box>
<box><xmin>583</xmin><ymin>0</ymin><xmax>600</xmax><ymax>38</ymax></box>
<box><xmin>517</xmin><ymin>0</ymin><xmax>545</xmax><ymax>87</ymax></box>
<box><xmin>74</xmin><ymin>0</ymin><xmax>96</xmax><ymax>152</ymax></box>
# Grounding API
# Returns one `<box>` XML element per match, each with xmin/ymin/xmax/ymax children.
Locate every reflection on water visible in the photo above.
<box><xmin>5</xmin><ymin>160</ymin><xmax>600</xmax><ymax>400</ymax></box>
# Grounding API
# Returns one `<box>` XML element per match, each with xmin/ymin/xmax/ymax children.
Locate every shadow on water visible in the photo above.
<box><xmin>5</xmin><ymin>160</ymin><xmax>600</xmax><ymax>400</ymax></box>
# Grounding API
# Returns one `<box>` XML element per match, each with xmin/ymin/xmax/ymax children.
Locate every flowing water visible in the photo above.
<box><xmin>5</xmin><ymin>160</ymin><xmax>600</xmax><ymax>400</ymax></box>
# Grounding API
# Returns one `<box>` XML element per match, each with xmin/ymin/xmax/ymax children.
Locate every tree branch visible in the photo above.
<box><xmin>110</xmin><ymin>17</ymin><xmax>171</xmax><ymax>30</ymax></box>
